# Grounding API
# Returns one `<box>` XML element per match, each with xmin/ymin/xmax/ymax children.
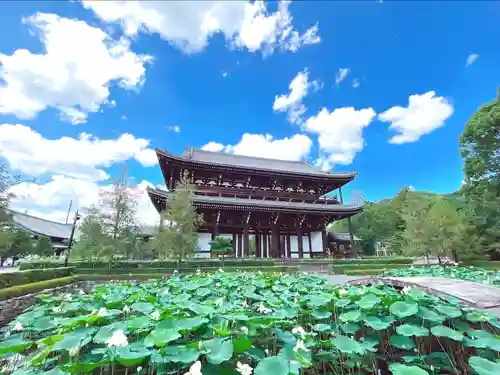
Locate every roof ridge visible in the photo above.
<box><xmin>191</xmin><ymin>147</ymin><xmax>313</xmax><ymax>165</ymax></box>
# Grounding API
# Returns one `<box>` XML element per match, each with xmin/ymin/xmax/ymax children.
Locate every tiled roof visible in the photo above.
<box><xmin>157</xmin><ymin>148</ymin><xmax>358</xmax><ymax>179</ymax></box>
<box><xmin>7</xmin><ymin>209</ymin><xmax>74</xmax><ymax>239</ymax></box>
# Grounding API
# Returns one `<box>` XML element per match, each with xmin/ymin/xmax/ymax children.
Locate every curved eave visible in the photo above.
<box><xmin>155</xmin><ymin>149</ymin><xmax>358</xmax><ymax>183</ymax></box>
<box><xmin>147</xmin><ymin>188</ymin><xmax>363</xmax><ymax>216</ymax></box>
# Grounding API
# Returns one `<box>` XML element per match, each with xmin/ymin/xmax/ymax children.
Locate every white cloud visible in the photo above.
<box><xmin>465</xmin><ymin>53</ymin><xmax>479</xmax><ymax>67</ymax></box>
<box><xmin>201</xmin><ymin>133</ymin><xmax>312</xmax><ymax>161</ymax></box>
<box><xmin>9</xmin><ymin>176</ymin><xmax>160</xmax><ymax>226</ymax></box>
<box><xmin>378</xmin><ymin>91</ymin><xmax>453</xmax><ymax>144</ymax></box>
<box><xmin>335</xmin><ymin>68</ymin><xmax>350</xmax><ymax>85</ymax></box>
<box><xmin>168</xmin><ymin>125</ymin><xmax>181</xmax><ymax>133</ymax></box>
<box><xmin>352</xmin><ymin>78</ymin><xmax>360</xmax><ymax>88</ymax></box>
<box><xmin>0</xmin><ymin>12</ymin><xmax>152</xmax><ymax>123</ymax></box>
<box><xmin>222</xmin><ymin>71</ymin><xmax>229</xmax><ymax>78</ymax></box>
<box><xmin>83</xmin><ymin>0</ymin><xmax>320</xmax><ymax>55</ymax></box>
<box><xmin>0</xmin><ymin>124</ymin><xmax>157</xmax><ymax>181</ymax></box>
<box><xmin>303</xmin><ymin>106</ymin><xmax>376</xmax><ymax>170</ymax></box>
<box><xmin>273</xmin><ymin>69</ymin><xmax>321</xmax><ymax>124</ymax></box>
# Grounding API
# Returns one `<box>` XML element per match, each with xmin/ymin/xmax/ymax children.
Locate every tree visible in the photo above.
<box><xmin>210</xmin><ymin>236</ymin><xmax>233</xmax><ymax>266</ymax></box>
<box><xmin>153</xmin><ymin>171</ymin><xmax>203</xmax><ymax>264</ymax></box>
<box><xmin>459</xmin><ymin>88</ymin><xmax>500</xmax><ymax>257</ymax></box>
<box><xmin>35</xmin><ymin>236</ymin><xmax>54</xmax><ymax>257</ymax></box>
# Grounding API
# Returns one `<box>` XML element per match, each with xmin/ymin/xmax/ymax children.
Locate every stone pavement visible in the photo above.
<box><xmin>344</xmin><ymin>276</ymin><xmax>500</xmax><ymax>313</ymax></box>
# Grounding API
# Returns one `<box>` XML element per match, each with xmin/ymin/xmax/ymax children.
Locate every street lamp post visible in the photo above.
<box><xmin>64</xmin><ymin>211</ymin><xmax>81</xmax><ymax>267</ymax></box>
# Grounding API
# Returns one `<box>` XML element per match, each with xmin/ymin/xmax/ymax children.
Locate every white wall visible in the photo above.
<box><xmin>197</xmin><ymin>233</ymin><xmax>211</xmax><ymax>251</ymax></box>
<box><xmin>310</xmin><ymin>231</ymin><xmax>324</xmax><ymax>253</ymax></box>
<box><xmin>289</xmin><ymin>236</ymin><xmax>298</xmax><ymax>253</ymax></box>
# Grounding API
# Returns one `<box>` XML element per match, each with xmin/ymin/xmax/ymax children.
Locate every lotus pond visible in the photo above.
<box><xmin>1</xmin><ymin>271</ymin><xmax>500</xmax><ymax>375</ymax></box>
<box><xmin>381</xmin><ymin>266</ymin><xmax>500</xmax><ymax>286</ymax></box>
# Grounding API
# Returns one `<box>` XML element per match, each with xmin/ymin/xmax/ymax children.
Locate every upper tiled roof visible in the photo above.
<box><xmin>156</xmin><ymin>148</ymin><xmax>358</xmax><ymax>179</ymax></box>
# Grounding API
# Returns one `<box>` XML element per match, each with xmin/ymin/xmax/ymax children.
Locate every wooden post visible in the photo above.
<box><xmin>237</xmin><ymin>234</ymin><xmax>242</xmax><ymax>258</ymax></box>
<box><xmin>322</xmin><ymin>228</ymin><xmax>328</xmax><ymax>256</ymax></box>
<box><xmin>263</xmin><ymin>233</ymin><xmax>268</xmax><ymax>258</ymax></box>
<box><xmin>243</xmin><ymin>225</ymin><xmax>250</xmax><ymax>258</ymax></box>
<box><xmin>255</xmin><ymin>232</ymin><xmax>261</xmax><ymax>258</ymax></box>
<box><xmin>232</xmin><ymin>233</ymin><xmax>237</xmax><ymax>257</ymax></box>
<box><xmin>271</xmin><ymin>226</ymin><xmax>280</xmax><ymax>258</ymax></box>
<box><xmin>286</xmin><ymin>235</ymin><xmax>291</xmax><ymax>258</ymax></box>
<box><xmin>297</xmin><ymin>228</ymin><xmax>304</xmax><ymax>259</ymax></box>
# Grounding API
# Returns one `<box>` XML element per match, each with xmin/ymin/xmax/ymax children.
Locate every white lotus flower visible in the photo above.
<box><xmin>162</xmin><ymin>289</ymin><xmax>169</xmax><ymax>295</ymax></box>
<box><xmin>12</xmin><ymin>323</ymin><xmax>23</xmax><ymax>332</ymax></box>
<box><xmin>106</xmin><ymin>330</ymin><xmax>128</xmax><ymax>347</ymax></box>
<box><xmin>196</xmin><ymin>269</ymin><xmax>201</xmax><ymax>275</ymax></box>
<box><xmin>218</xmin><ymin>268</ymin><xmax>224</xmax><ymax>273</ymax></box>
<box><xmin>52</xmin><ymin>306</ymin><xmax>62</xmax><ymax>313</ymax></box>
<box><xmin>69</xmin><ymin>346</ymin><xmax>80</xmax><ymax>357</ymax></box>
<box><xmin>338</xmin><ymin>288</ymin><xmax>348</xmax><ymax>296</ymax></box>
<box><xmin>215</xmin><ymin>297</ymin><xmax>224</xmax><ymax>307</ymax></box>
<box><xmin>79</xmin><ymin>290</ymin><xmax>85</xmax><ymax>295</ymax></box>
<box><xmin>240</xmin><ymin>326</ymin><xmax>248</xmax><ymax>334</ymax></box>
<box><xmin>150</xmin><ymin>311</ymin><xmax>161</xmax><ymax>321</ymax></box>
<box><xmin>293</xmin><ymin>298</ymin><xmax>298</xmax><ymax>303</ymax></box>
<box><xmin>97</xmin><ymin>308</ymin><xmax>107</xmax><ymax>317</ymax></box>
<box><xmin>257</xmin><ymin>303</ymin><xmax>271</xmax><ymax>314</ymax></box>
<box><xmin>137</xmin><ymin>367</ymin><xmax>143</xmax><ymax>373</ymax></box>
<box><xmin>184</xmin><ymin>360</ymin><xmax>202</xmax><ymax>375</ymax></box>
<box><xmin>293</xmin><ymin>339</ymin><xmax>309</xmax><ymax>352</ymax></box>
<box><xmin>257</xmin><ymin>271</ymin><xmax>263</xmax><ymax>275</ymax></box>
<box><xmin>122</xmin><ymin>305</ymin><xmax>131</xmax><ymax>314</ymax></box>
<box><xmin>236</xmin><ymin>361</ymin><xmax>253</xmax><ymax>375</ymax></box>
<box><xmin>216</xmin><ymin>283</ymin><xmax>221</xmax><ymax>288</ymax></box>
<box><xmin>358</xmin><ymin>289</ymin><xmax>365</xmax><ymax>295</ymax></box>
<box><xmin>264</xmin><ymin>349</ymin><xmax>269</xmax><ymax>356</ymax></box>
<box><xmin>292</xmin><ymin>326</ymin><xmax>306</xmax><ymax>338</ymax></box>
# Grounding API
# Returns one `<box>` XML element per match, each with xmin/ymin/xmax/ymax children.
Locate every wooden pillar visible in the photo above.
<box><xmin>232</xmin><ymin>233</ymin><xmax>237</xmax><ymax>256</ymax></box>
<box><xmin>237</xmin><ymin>234</ymin><xmax>242</xmax><ymax>259</ymax></box>
<box><xmin>308</xmin><ymin>234</ymin><xmax>313</xmax><ymax>258</ymax></box>
<box><xmin>297</xmin><ymin>228</ymin><xmax>304</xmax><ymax>259</ymax></box>
<box><xmin>243</xmin><ymin>225</ymin><xmax>250</xmax><ymax>258</ymax></box>
<box><xmin>322</xmin><ymin>228</ymin><xmax>328</xmax><ymax>256</ymax></box>
<box><xmin>271</xmin><ymin>226</ymin><xmax>280</xmax><ymax>258</ymax></box>
<box><xmin>263</xmin><ymin>233</ymin><xmax>268</xmax><ymax>258</ymax></box>
<box><xmin>255</xmin><ymin>233</ymin><xmax>261</xmax><ymax>258</ymax></box>
<box><xmin>286</xmin><ymin>235</ymin><xmax>291</xmax><ymax>258</ymax></box>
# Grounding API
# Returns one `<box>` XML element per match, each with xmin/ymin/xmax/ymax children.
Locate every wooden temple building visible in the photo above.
<box><xmin>147</xmin><ymin>148</ymin><xmax>363</xmax><ymax>259</ymax></box>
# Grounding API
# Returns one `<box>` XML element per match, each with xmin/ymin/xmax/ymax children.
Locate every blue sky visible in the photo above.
<box><xmin>0</xmin><ymin>0</ymin><xmax>499</xmax><ymax>224</ymax></box>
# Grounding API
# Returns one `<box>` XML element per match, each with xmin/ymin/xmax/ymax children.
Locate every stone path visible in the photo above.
<box><xmin>344</xmin><ymin>276</ymin><xmax>500</xmax><ymax>313</ymax></box>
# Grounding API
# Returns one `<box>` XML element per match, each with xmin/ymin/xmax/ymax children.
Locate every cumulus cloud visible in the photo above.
<box><xmin>335</xmin><ymin>68</ymin><xmax>350</xmax><ymax>85</ymax></box>
<box><xmin>273</xmin><ymin>69</ymin><xmax>321</xmax><ymax>124</ymax></box>
<box><xmin>83</xmin><ymin>0</ymin><xmax>320</xmax><ymax>55</ymax></box>
<box><xmin>168</xmin><ymin>125</ymin><xmax>181</xmax><ymax>133</ymax></box>
<box><xmin>303</xmin><ymin>107</ymin><xmax>376</xmax><ymax>170</ymax></box>
<box><xmin>0</xmin><ymin>124</ymin><xmax>157</xmax><ymax>181</ymax></box>
<box><xmin>201</xmin><ymin>133</ymin><xmax>312</xmax><ymax>161</ymax></box>
<box><xmin>378</xmin><ymin>91</ymin><xmax>453</xmax><ymax>144</ymax></box>
<box><xmin>465</xmin><ymin>53</ymin><xmax>479</xmax><ymax>67</ymax></box>
<box><xmin>0</xmin><ymin>12</ymin><xmax>152</xmax><ymax>123</ymax></box>
<box><xmin>9</xmin><ymin>176</ymin><xmax>160</xmax><ymax>226</ymax></box>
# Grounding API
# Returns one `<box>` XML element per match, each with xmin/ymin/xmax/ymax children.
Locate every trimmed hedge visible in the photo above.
<box><xmin>75</xmin><ymin>265</ymin><xmax>300</xmax><ymax>275</ymax></box>
<box><xmin>0</xmin><ymin>276</ymin><xmax>76</xmax><ymax>301</ymax></box>
<box><xmin>0</xmin><ymin>267</ymin><xmax>74</xmax><ymax>290</ymax></box>
<box><xmin>19</xmin><ymin>259</ymin><xmax>277</xmax><ymax>270</ymax></box>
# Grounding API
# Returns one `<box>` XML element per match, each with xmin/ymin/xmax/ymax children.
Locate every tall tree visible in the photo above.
<box><xmin>459</xmin><ymin>88</ymin><xmax>500</xmax><ymax>257</ymax></box>
<box><xmin>210</xmin><ymin>236</ymin><xmax>233</xmax><ymax>266</ymax></box>
<box><xmin>34</xmin><ymin>236</ymin><xmax>54</xmax><ymax>257</ymax></box>
<box><xmin>153</xmin><ymin>171</ymin><xmax>203</xmax><ymax>263</ymax></box>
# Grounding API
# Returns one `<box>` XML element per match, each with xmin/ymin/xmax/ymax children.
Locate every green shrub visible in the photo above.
<box><xmin>0</xmin><ymin>276</ymin><xmax>76</xmax><ymax>301</ymax></box>
<box><xmin>19</xmin><ymin>259</ymin><xmax>278</xmax><ymax>270</ymax></box>
<box><xmin>0</xmin><ymin>267</ymin><xmax>74</xmax><ymax>289</ymax></box>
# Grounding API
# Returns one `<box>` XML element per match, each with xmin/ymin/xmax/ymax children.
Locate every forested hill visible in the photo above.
<box><xmin>330</xmin><ymin>187</ymin><xmax>475</xmax><ymax>258</ymax></box>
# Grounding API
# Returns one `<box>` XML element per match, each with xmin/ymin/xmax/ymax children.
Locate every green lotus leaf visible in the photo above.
<box><xmin>356</xmin><ymin>294</ymin><xmax>381</xmax><ymax>310</ymax></box>
<box><xmin>389</xmin><ymin>363</ymin><xmax>429</xmax><ymax>375</ymax></box>
<box><xmin>341</xmin><ymin>323</ymin><xmax>360</xmax><ymax>334</ymax></box>
<box><xmin>307</xmin><ymin>294</ymin><xmax>332</xmax><ymax>308</ymax></box>
<box><xmin>0</xmin><ymin>336</ymin><xmax>33</xmax><ymax>355</ymax></box>
<box><xmin>232</xmin><ymin>337</ymin><xmax>253</xmax><ymax>354</ymax></box>
<box><xmin>200</xmin><ymin>337</ymin><xmax>233</xmax><ymax>365</ymax></box>
<box><xmin>390</xmin><ymin>335</ymin><xmax>416</xmax><ymax>350</ymax></box>
<box><xmin>144</xmin><ymin>328</ymin><xmax>181</xmax><ymax>347</ymax></box>
<box><xmin>311</xmin><ymin>308</ymin><xmax>331</xmax><ymax>320</ymax></box>
<box><xmin>125</xmin><ymin>315</ymin><xmax>152</xmax><ymax>331</ymax></box>
<box><xmin>417</xmin><ymin>307</ymin><xmax>446</xmax><ymax>323</ymax></box>
<box><xmin>466</xmin><ymin>311</ymin><xmax>494</xmax><ymax>323</ymax></box>
<box><xmin>93</xmin><ymin>322</ymin><xmax>127</xmax><ymax>344</ymax></box>
<box><xmin>339</xmin><ymin>310</ymin><xmax>361</xmax><ymax>323</ymax></box>
<box><xmin>335</xmin><ymin>299</ymin><xmax>351</xmax><ymax>308</ymax></box>
<box><xmin>396</xmin><ymin>324</ymin><xmax>429</xmax><ymax>337</ymax></box>
<box><xmin>469</xmin><ymin>356</ymin><xmax>500</xmax><ymax>375</ymax></box>
<box><xmin>363</xmin><ymin>315</ymin><xmax>391</xmax><ymax>330</ymax></box>
<box><xmin>434</xmin><ymin>305</ymin><xmax>462</xmax><ymax>318</ymax></box>
<box><xmin>189</xmin><ymin>304</ymin><xmax>216</xmax><ymax>315</ymax></box>
<box><xmin>430</xmin><ymin>325</ymin><xmax>463</xmax><ymax>341</ymax></box>
<box><xmin>332</xmin><ymin>335</ymin><xmax>365</xmax><ymax>354</ymax></box>
<box><xmin>162</xmin><ymin>346</ymin><xmax>200</xmax><ymax>363</ymax></box>
<box><xmin>31</xmin><ymin>316</ymin><xmax>57</xmax><ymax>332</ymax></box>
<box><xmin>52</xmin><ymin>327</ymin><xmax>95</xmax><ymax>352</ymax></box>
<box><xmin>313</xmin><ymin>323</ymin><xmax>332</xmax><ymax>332</ymax></box>
<box><xmin>177</xmin><ymin>316</ymin><xmax>209</xmax><ymax>331</ymax></box>
<box><xmin>115</xmin><ymin>346</ymin><xmax>151</xmax><ymax>367</ymax></box>
<box><xmin>130</xmin><ymin>302</ymin><xmax>155</xmax><ymax>315</ymax></box>
<box><xmin>390</xmin><ymin>301</ymin><xmax>418</xmax><ymax>318</ymax></box>
<box><xmin>254</xmin><ymin>356</ymin><xmax>289</xmax><ymax>375</ymax></box>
